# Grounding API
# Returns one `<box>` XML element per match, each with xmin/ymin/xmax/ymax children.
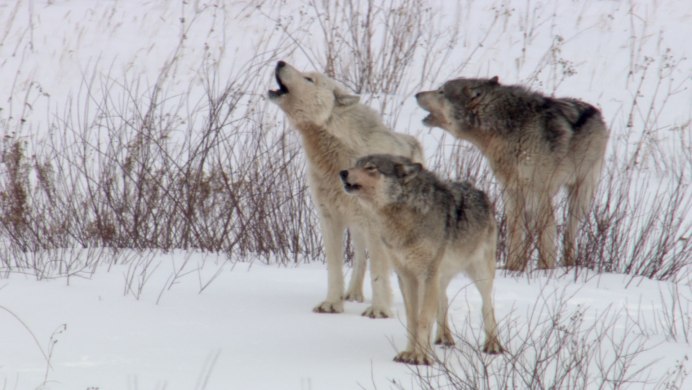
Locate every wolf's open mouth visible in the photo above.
<box><xmin>343</xmin><ymin>182</ymin><xmax>362</xmax><ymax>193</ymax></box>
<box><xmin>422</xmin><ymin>113</ymin><xmax>435</xmax><ymax>125</ymax></box>
<box><xmin>268</xmin><ymin>67</ymin><xmax>289</xmax><ymax>98</ymax></box>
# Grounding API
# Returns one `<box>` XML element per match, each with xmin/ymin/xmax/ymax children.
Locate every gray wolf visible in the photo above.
<box><xmin>341</xmin><ymin>154</ymin><xmax>503</xmax><ymax>365</ymax></box>
<box><xmin>268</xmin><ymin>61</ymin><xmax>424</xmax><ymax>317</ymax></box>
<box><xmin>416</xmin><ymin>77</ymin><xmax>608</xmax><ymax>271</ymax></box>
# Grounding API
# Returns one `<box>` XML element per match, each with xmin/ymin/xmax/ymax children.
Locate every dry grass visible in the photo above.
<box><xmin>0</xmin><ymin>0</ymin><xmax>688</xmax><ymax>283</ymax></box>
<box><xmin>399</xmin><ymin>285</ymin><xmax>689</xmax><ymax>390</ymax></box>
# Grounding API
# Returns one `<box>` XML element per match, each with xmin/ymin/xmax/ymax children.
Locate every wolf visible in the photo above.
<box><xmin>268</xmin><ymin>61</ymin><xmax>424</xmax><ymax>317</ymax></box>
<box><xmin>341</xmin><ymin>154</ymin><xmax>503</xmax><ymax>365</ymax></box>
<box><xmin>416</xmin><ymin>77</ymin><xmax>608</xmax><ymax>271</ymax></box>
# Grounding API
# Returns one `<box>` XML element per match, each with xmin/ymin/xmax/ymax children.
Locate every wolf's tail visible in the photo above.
<box><xmin>553</xmin><ymin>98</ymin><xmax>601</xmax><ymax>133</ymax></box>
<box><xmin>563</xmin><ymin>102</ymin><xmax>609</xmax><ymax>265</ymax></box>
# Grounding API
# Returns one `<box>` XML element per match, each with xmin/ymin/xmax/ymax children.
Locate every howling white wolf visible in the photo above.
<box><xmin>268</xmin><ymin>61</ymin><xmax>424</xmax><ymax>316</ymax></box>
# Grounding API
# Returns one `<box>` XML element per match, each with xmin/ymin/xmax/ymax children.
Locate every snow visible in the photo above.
<box><xmin>1</xmin><ymin>257</ymin><xmax>417</xmax><ymax>389</ymax></box>
<box><xmin>1</xmin><ymin>0</ymin><xmax>690</xmax><ymax>389</ymax></box>
<box><xmin>2</xmin><ymin>255</ymin><xmax>690</xmax><ymax>389</ymax></box>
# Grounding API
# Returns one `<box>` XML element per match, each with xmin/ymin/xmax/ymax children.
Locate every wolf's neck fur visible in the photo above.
<box><xmin>295</xmin><ymin>122</ymin><xmax>355</xmax><ymax>177</ymax></box>
<box><xmin>453</xmin><ymin>92</ymin><xmax>535</xmax><ymax>185</ymax></box>
<box><xmin>476</xmin><ymin>86</ymin><xmax>541</xmax><ymax>133</ymax></box>
<box><xmin>378</xmin><ymin>203</ymin><xmax>422</xmax><ymax>247</ymax></box>
<box><xmin>454</xmin><ymin>125</ymin><xmax>492</xmax><ymax>153</ymax></box>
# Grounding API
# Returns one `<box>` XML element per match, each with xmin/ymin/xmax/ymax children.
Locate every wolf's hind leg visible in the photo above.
<box><xmin>361</xmin><ymin>234</ymin><xmax>393</xmax><ymax>318</ymax></box>
<box><xmin>535</xmin><ymin>195</ymin><xmax>557</xmax><ymax>269</ymax></box>
<box><xmin>344</xmin><ymin>227</ymin><xmax>367</xmax><ymax>302</ymax></box>
<box><xmin>564</xmin><ymin>176</ymin><xmax>598</xmax><ymax>267</ymax></box>
<box><xmin>434</xmin><ymin>274</ymin><xmax>454</xmax><ymax>346</ymax></box>
<box><xmin>565</xmin><ymin>118</ymin><xmax>607</xmax><ymax>266</ymax></box>
<box><xmin>313</xmin><ymin>214</ymin><xmax>345</xmax><ymax>314</ymax></box>
<box><xmin>467</xmin><ymin>247</ymin><xmax>503</xmax><ymax>354</ymax></box>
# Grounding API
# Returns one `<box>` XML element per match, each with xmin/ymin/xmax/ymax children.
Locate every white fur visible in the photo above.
<box><xmin>268</xmin><ymin>62</ymin><xmax>424</xmax><ymax>316</ymax></box>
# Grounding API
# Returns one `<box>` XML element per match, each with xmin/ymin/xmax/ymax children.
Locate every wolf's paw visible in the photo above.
<box><xmin>344</xmin><ymin>289</ymin><xmax>365</xmax><ymax>303</ymax></box>
<box><xmin>434</xmin><ymin>332</ymin><xmax>455</xmax><ymax>347</ymax></box>
<box><xmin>482</xmin><ymin>337</ymin><xmax>504</xmax><ymax>354</ymax></box>
<box><xmin>394</xmin><ymin>350</ymin><xmax>433</xmax><ymax>365</ymax></box>
<box><xmin>361</xmin><ymin>306</ymin><xmax>392</xmax><ymax>319</ymax></box>
<box><xmin>313</xmin><ymin>301</ymin><xmax>344</xmax><ymax>314</ymax></box>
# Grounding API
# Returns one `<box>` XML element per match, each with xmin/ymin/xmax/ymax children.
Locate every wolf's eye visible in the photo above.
<box><xmin>364</xmin><ymin>165</ymin><xmax>377</xmax><ymax>172</ymax></box>
<box><xmin>463</xmin><ymin>87</ymin><xmax>482</xmax><ymax>98</ymax></box>
<box><xmin>304</xmin><ymin>77</ymin><xmax>314</xmax><ymax>83</ymax></box>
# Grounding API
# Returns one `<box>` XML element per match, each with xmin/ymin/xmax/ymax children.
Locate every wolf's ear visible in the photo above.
<box><xmin>334</xmin><ymin>87</ymin><xmax>360</xmax><ymax>106</ymax></box>
<box><xmin>395</xmin><ymin>162</ymin><xmax>423</xmax><ymax>182</ymax></box>
<box><xmin>489</xmin><ymin>76</ymin><xmax>499</xmax><ymax>85</ymax></box>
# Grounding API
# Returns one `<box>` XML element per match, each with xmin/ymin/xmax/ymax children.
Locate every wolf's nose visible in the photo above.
<box><xmin>339</xmin><ymin>170</ymin><xmax>348</xmax><ymax>180</ymax></box>
<box><xmin>415</xmin><ymin>92</ymin><xmax>422</xmax><ymax>99</ymax></box>
<box><xmin>277</xmin><ymin>61</ymin><xmax>286</xmax><ymax>69</ymax></box>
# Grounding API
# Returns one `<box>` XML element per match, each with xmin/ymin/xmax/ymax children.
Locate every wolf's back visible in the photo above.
<box><xmin>444</xmin><ymin>180</ymin><xmax>494</xmax><ymax>234</ymax></box>
<box><xmin>550</xmin><ymin>97</ymin><xmax>605</xmax><ymax>133</ymax></box>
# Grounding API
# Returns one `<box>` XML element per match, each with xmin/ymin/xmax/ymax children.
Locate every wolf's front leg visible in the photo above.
<box><xmin>468</xmin><ymin>258</ymin><xmax>504</xmax><ymax>354</ymax></box>
<box><xmin>413</xmin><ymin>272</ymin><xmax>439</xmax><ymax>362</ymax></box>
<box><xmin>313</xmin><ymin>214</ymin><xmax>346</xmax><ymax>314</ymax></box>
<box><xmin>504</xmin><ymin>191</ymin><xmax>529</xmax><ymax>271</ymax></box>
<box><xmin>394</xmin><ymin>271</ymin><xmax>434</xmax><ymax>365</ymax></box>
<box><xmin>393</xmin><ymin>272</ymin><xmax>431</xmax><ymax>365</ymax></box>
<box><xmin>435</xmin><ymin>274</ymin><xmax>454</xmax><ymax>347</ymax></box>
<box><xmin>361</xmin><ymin>235</ymin><xmax>393</xmax><ymax>318</ymax></box>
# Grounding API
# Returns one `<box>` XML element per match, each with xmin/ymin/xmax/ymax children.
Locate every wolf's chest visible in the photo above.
<box><xmin>299</xmin><ymin>125</ymin><xmax>355</xmax><ymax>171</ymax></box>
<box><xmin>296</xmin><ymin>123</ymin><xmax>364</xmax><ymax>215</ymax></box>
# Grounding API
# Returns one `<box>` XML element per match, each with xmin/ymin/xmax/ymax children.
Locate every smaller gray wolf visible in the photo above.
<box><xmin>341</xmin><ymin>154</ymin><xmax>503</xmax><ymax>365</ymax></box>
<box><xmin>416</xmin><ymin>77</ymin><xmax>608</xmax><ymax>271</ymax></box>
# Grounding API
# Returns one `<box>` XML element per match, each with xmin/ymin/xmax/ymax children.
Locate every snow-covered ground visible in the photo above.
<box><xmin>1</xmin><ymin>1</ymin><xmax>690</xmax><ymax>389</ymax></box>
<box><xmin>1</xmin><ymin>254</ymin><xmax>690</xmax><ymax>389</ymax></box>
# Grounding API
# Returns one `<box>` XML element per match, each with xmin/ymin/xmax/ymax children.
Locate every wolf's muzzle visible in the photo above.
<box><xmin>268</xmin><ymin>61</ymin><xmax>289</xmax><ymax>98</ymax></box>
<box><xmin>340</xmin><ymin>170</ymin><xmax>361</xmax><ymax>192</ymax></box>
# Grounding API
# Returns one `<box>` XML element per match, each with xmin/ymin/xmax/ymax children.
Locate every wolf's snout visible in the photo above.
<box><xmin>415</xmin><ymin>92</ymin><xmax>423</xmax><ymax>99</ymax></box>
<box><xmin>340</xmin><ymin>170</ymin><xmax>362</xmax><ymax>193</ymax></box>
<box><xmin>268</xmin><ymin>61</ymin><xmax>290</xmax><ymax>99</ymax></box>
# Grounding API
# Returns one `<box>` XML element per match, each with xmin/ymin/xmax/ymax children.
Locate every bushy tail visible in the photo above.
<box><xmin>554</xmin><ymin>98</ymin><xmax>601</xmax><ymax>132</ymax></box>
<box><xmin>564</xmin><ymin>109</ymin><xmax>609</xmax><ymax>266</ymax></box>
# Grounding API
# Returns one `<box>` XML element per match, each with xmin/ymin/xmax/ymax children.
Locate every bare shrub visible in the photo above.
<box><xmin>311</xmin><ymin>0</ymin><xmax>428</xmax><ymax>95</ymax></box>
<box><xmin>0</xmin><ymin>137</ymin><xmax>31</xmax><ymax>251</ymax></box>
<box><xmin>403</xmin><ymin>287</ymin><xmax>688</xmax><ymax>389</ymax></box>
<box><xmin>0</xmin><ymin>52</ymin><xmax>321</xmax><ymax>277</ymax></box>
<box><xmin>0</xmin><ymin>0</ymin><xmax>688</xmax><ymax>285</ymax></box>
<box><xmin>53</xmin><ymin>58</ymin><xmax>319</xmax><ymax>260</ymax></box>
<box><xmin>0</xmin><ymin>305</ymin><xmax>64</xmax><ymax>388</ymax></box>
<box><xmin>655</xmin><ymin>282</ymin><xmax>692</xmax><ymax>344</ymax></box>
<box><xmin>573</xmin><ymin>165</ymin><xmax>690</xmax><ymax>280</ymax></box>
